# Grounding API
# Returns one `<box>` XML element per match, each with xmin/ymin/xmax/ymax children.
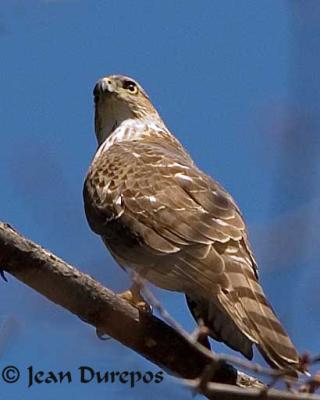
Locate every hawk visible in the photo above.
<box><xmin>83</xmin><ymin>75</ymin><xmax>302</xmax><ymax>373</ymax></box>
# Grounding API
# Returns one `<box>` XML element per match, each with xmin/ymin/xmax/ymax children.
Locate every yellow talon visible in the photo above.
<box><xmin>118</xmin><ymin>283</ymin><xmax>152</xmax><ymax>313</ymax></box>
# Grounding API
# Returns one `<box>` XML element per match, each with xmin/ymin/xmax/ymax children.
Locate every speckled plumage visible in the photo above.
<box><xmin>83</xmin><ymin>75</ymin><xmax>302</xmax><ymax>373</ymax></box>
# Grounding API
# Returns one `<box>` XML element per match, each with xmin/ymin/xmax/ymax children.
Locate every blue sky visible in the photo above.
<box><xmin>0</xmin><ymin>1</ymin><xmax>319</xmax><ymax>399</ymax></box>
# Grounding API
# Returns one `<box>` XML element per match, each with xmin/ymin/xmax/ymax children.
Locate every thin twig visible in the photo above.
<box><xmin>140</xmin><ymin>277</ymin><xmax>296</xmax><ymax>380</ymax></box>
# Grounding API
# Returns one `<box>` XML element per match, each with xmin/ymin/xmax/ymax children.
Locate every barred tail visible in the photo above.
<box><xmin>186</xmin><ymin>243</ymin><xmax>303</xmax><ymax>374</ymax></box>
<box><xmin>187</xmin><ymin>292</ymin><xmax>302</xmax><ymax>374</ymax></box>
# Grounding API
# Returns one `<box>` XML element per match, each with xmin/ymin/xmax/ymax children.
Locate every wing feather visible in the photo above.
<box><xmin>84</xmin><ymin>137</ymin><xmax>301</xmax><ymax>372</ymax></box>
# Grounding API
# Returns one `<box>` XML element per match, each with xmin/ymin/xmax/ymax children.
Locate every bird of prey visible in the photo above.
<box><xmin>83</xmin><ymin>75</ymin><xmax>302</xmax><ymax>373</ymax></box>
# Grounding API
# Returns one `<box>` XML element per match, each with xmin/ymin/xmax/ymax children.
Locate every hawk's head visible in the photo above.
<box><xmin>93</xmin><ymin>75</ymin><xmax>162</xmax><ymax>145</ymax></box>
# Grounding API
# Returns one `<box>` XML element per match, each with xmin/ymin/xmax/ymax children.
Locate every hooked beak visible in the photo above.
<box><xmin>93</xmin><ymin>78</ymin><xmax>115</xmax><ymax>102</ymax></box>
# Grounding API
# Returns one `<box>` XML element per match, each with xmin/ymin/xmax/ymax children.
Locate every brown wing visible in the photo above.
<box><xmin>84</xmin><ymin>138</ymin><xmax>301</xmax><ymax>372</ymax></box>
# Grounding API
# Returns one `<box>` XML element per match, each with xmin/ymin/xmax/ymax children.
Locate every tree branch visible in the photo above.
<box><xmin>0</xmin><ymin>221</ymin><xmax>318</xmax><ymax>400</ymax></box>
<box><xmin>186</xmin><ymin>380</ymin><xmax>320</xmax><ymax>400</ymax></box>
<box><xmin>0</xmin><ymin>222</ymin><xmax>239</xmax><ymax>383</ymax></box>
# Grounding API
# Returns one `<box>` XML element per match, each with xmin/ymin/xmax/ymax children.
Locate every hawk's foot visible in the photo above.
<box><xmin>118</xmin><ymin>283</ymin><xmax>152</xmax><ymax>314</ymax></box>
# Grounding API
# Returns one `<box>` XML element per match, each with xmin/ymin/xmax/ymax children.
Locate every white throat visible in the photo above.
<box><xmin>96</xmin><ymin>117</ymin><xmax>166</xmax><ymax>156</ymax></box>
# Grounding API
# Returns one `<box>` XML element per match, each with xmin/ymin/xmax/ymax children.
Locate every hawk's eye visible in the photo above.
<box><xmin>123</xmin><ymin>80</ymin><xmax>138</xmax><ymax>94</ymax></box>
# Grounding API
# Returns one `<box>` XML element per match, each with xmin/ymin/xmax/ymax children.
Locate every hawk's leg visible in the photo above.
<box><xmin>192</xmin><ymin>320</ymin><xmax>211</xmax><ymax>350</ymax></box>
<box><xmin>197</xmin><ymin>330</ymin><xmax>211</xmax><ymax>350</ymax></box>
<box><xmin>118</xmin><ymin>282</ymin><xmax>152</xmax><ymax>313</ymax></box>
<box><xmin>96</xmin><ymin>283</ymin><xmax>151</xmax><ymax>341</ymax></box>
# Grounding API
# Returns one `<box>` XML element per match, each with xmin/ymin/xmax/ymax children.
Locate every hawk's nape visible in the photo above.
<box><xmin>83</xmin><ymin>75</ymin><xmax>304</xmax><ymax>375</ymax></box>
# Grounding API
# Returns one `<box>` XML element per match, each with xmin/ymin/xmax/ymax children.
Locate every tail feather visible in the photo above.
<box><xmin>222</xmin><ymin>239</ymin><xmax>302</xmax><ymax>372</ymax></box>
<box><xmin>186</xmin><ymin>239</ymin><xmax>303</xmax><ymax>374</ymax></box>
<box><xmin>186</xmin><ymin>294</ymin><xmax>254</xmax><ymax>360</ymax></box>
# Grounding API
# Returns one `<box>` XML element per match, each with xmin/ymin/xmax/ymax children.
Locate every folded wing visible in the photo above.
<box><xmin>84</xmin><ymin>138</ymin><xmax>301</xmax><ymax>372</ymax></box>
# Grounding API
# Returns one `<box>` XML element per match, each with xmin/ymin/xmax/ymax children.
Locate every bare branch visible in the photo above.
<box><xmin>0</xmin><ymin>221</ymin><xmax>319</xmax><ymax>400</ymax></box>
<box><xmin>185</xmin><ymin>379</ymin><xmax>320</xmax><ymax>400</ymax></box>
<box><xmin>0</xmin><ymin>222</ymin><xmax>240</xmax><ymax>384</ymax></box>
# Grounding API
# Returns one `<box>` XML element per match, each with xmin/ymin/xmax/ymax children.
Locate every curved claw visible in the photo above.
<box><xmin>0</xmin><ymin>270</ymin><xmax>8</xmax><ymax>282</ymax></box>
<box><xmin>118</xmin><ymin>283</ymin><xmax>152</xmax><ymax>314</ymax></box>
<box><xmin>96</xmin><ymin>328</ymin><xmax>111</xmax><ymax>341</ymax></box>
